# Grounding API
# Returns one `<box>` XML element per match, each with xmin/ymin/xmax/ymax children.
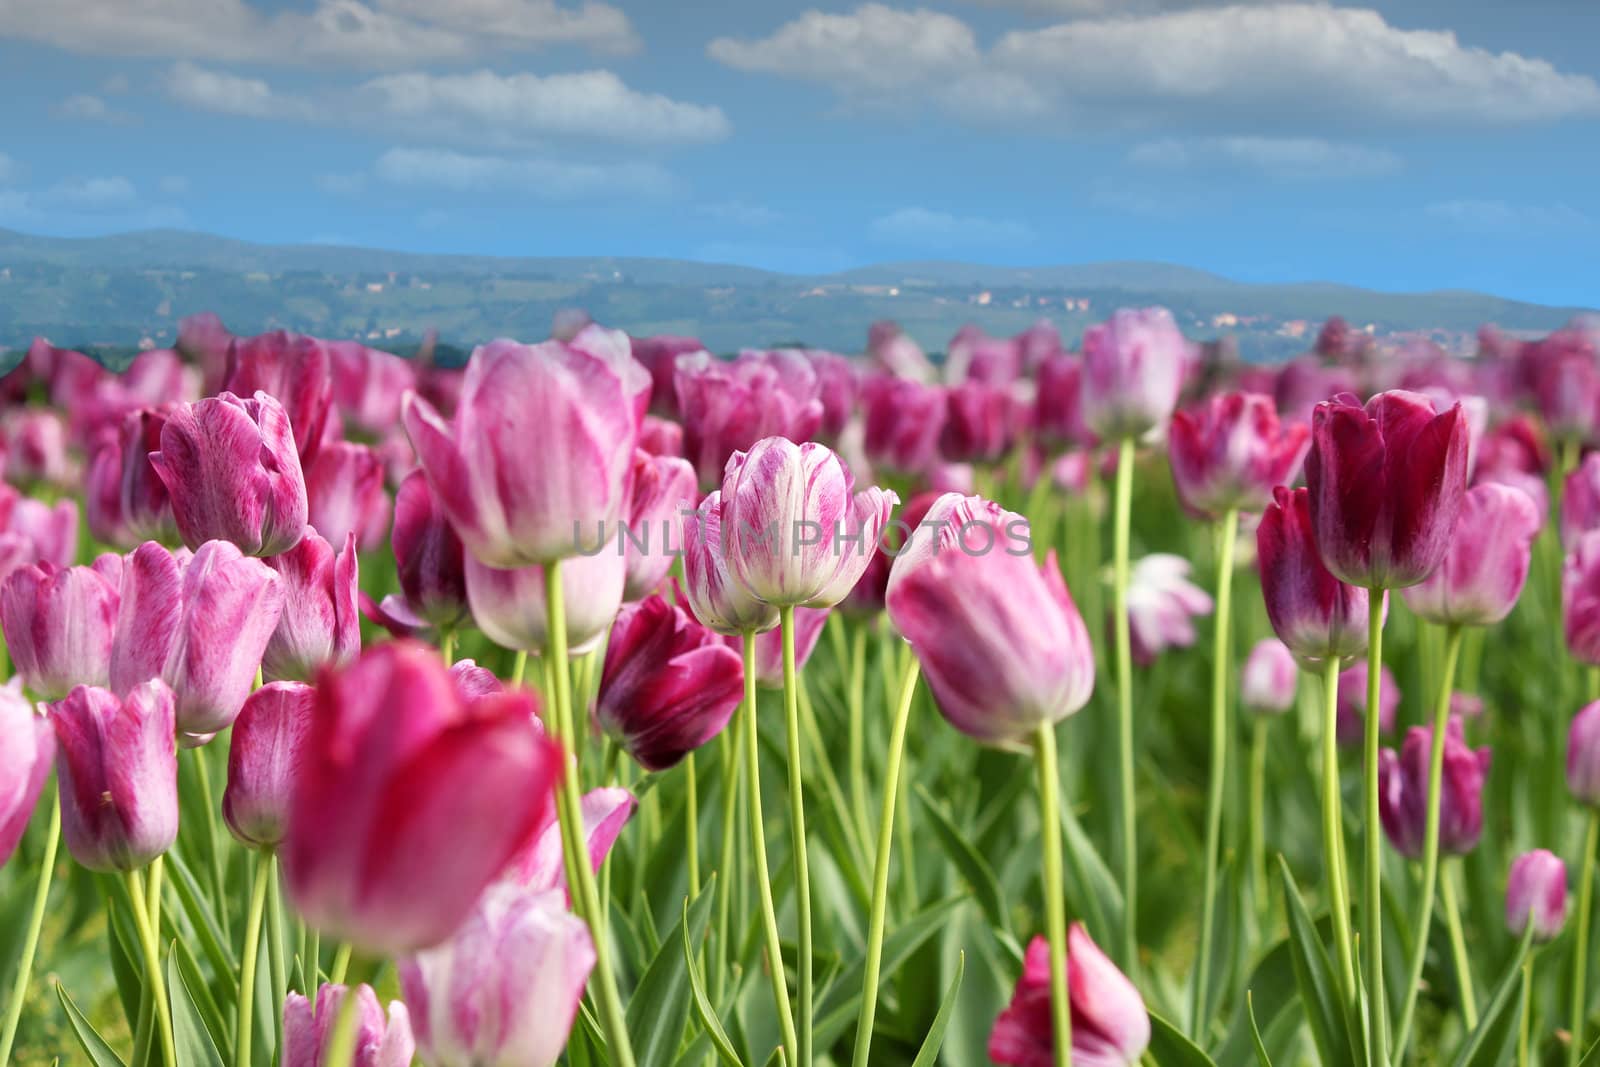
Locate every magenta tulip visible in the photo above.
<box><xmin>740</xmin><ymin>605</ymin><xmax>830</xmax><ymax>689</ymax></box>
<box><xmin>220</xmin><ymin>681</ymin><xmax>311</xmax><ymax>849</ymax></box>
<box><xmin>1564</xmin><ymin>453</ymin><xmax>1600</xmax><ymax>547</ymax></box>
<box><xmin>1034</xmin><ymin>355</ymin><xmax>1093</xmax><ymax>451</ymax></box>
<box><xmin>989</xmin><ymin>925</ymin><xmax>1150</xmax><ymax>1067</ymax></box>
<box><xmin>284</xmin><ymin>642</ymin><xmax>562</xmax><ymax>953</ymax></box>
<box><xmin>1378</xmin><ymin>716</ymin><xmax>1491</xmax><ymax>859</ymax></box>
<box><xmin>947</xmin><ymin>325</ymin><xmax>1022</xmax><ymax>385</ymax></box>
<box><xmin>403</xmin><ymin>338</ymin><xmax>643</xmax><ymax>566</ymax></box>
<box><xmin>306</xmin><ymin>440</ymin><xmax>391</xmax><ymax>552</ymax></box>
<box><xmin>1336</xmin><ymin>660</ymin><xmax>1399</xmax><ymax>746</ymax></box>
<box><xmin>90</xmin><ymin>408</ymin><xmax>177</xmax><ymax>548</ymax></box>
<box><xmin>621</xmin><ymin>449</ymin><xmax>696</xmax><ymax>602</ymax></box>
<box><xmin>866</xmin><ymin>320</ymin><xmax>935</xmax><ymax>382</ymax></box>
<box><xmin>940</xmin><ymin>380</ymin><xmax>1015</xmax><ymax>464</ymax></box>
<box><xmin>1401</xmin><ymin>482</ymin><xmax>1540</xmax><ymax>627</ymax></box>
<box><xmin>861</xmin><ymin>374</ymin><xmax>946</xmax><ymax>475</ymax></box>
<box><xmin>50</xmin><ymin>680</ymin><xmax>178</xmax><ymax>872</ymax></box>
<box><xmin>1257</xmin><ymin>486</ymin><xmax>1376</xmax><ymax>667</ymax></box>
<box><xmin>283</xmin><ymin>984</ymin><xmax>414</xmax><ymax>1067</ymax></box>
<box><xmin>3</xmin><ymin>409</ymin><xmax>73</xmax><ymax>487</ymax></box>
<box><xmin>1506</xmin><ymin>849</ymin><xmax>1568</xmax><ymax>942</ymax></box>
<box><xmin>0</xmin><ymin>679</ymin><xmax>53</xmax><ymax>866</ymax></box>
<box><xmin>1080</xmin><ymin>307</ymin><xmax>1189</xmax><ymax>441</ymax></box>
<box><xmin>0</xmin><ymin>490</ymin><xmax>77</xmax><ymax>580</ymax></box>
<box><xmin>327</xmin><ymin>341</ymin><xmax>416</xmax><ymax>437</ymax></box>
<box><xmin>377</xmin><ymin>470</ymin><xmax>469</xmax><ymax>633</ymax></box>
<box><xmin>1563</xmin><ymin>531</ymin><xmax>1600</xmax><ymax>666</ymax></box>
<box><xmin>674</xmin><ymin>351</ymin><xmax>824</xmax><ymax>490</ymax></box>
<box><xmin>1168</xmin><ymin>392</ymin><xmax>1310</xmax><ymax>519</ymax></box>
<box><xmin>1569</xmin><ymin>700</ymin><xmax>1600</xmax><ymax>807</ymax></box>
<box><xmin>680</xmin><ymin>491</ymin><xmax>778</xmax><ymax>636</ymax></box>
<box><xmin>639</xmin><ymin>415</ymin><xmax>684</xmax><ymax>458</ymax></box>
<box><xmin>465</xmin><ymin>548</ymin><xmax>624</xmax><ymax>656</ymax></box>
<box><xmin>224</xmin><ymin>331</ymin><xmax>333</xmax><ymax>466</ymax></box>
<box><xmin>631</xmin><ymin>333</ymin><xmax>707</xmax><ymax>418</ymax></box>
<box><xmin>806</xmin><ymin>349</ymin><xmax>858</xmax><ymax>441</ymax></box>
<box><xmin>1240</xmin><ymin>638</ymin><xmax>1298</xmax><ymax>716</ymax></box>
<box><xmin>176</xmin><ymin>311</ymin><xmax>234</xmax><ymax>395</ymax></box>
<box><xmin>261</xmin><ymin>531</ymin><xmax>360</xmax><ymax>683</ymax></box>
<box><xmin>1125</xmin><ymin>554</ymin><xmax>1213</xmax><ymax>666</ymax></box>
<box><xmin>1305</xmin><ymin>390</ymin><xmax>1470</xmax><ymax>589</ymax></box>
<box><xmin>1</xmin><ymin>555</ymin><xmax>121</xmax><ymax>700</ymax></box>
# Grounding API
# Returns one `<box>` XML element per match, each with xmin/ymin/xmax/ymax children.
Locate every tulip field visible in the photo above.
<box><xmin>4</xmin><ymin>306</ymin><xmax>1600</xmax><ymax>1067</ymax></box>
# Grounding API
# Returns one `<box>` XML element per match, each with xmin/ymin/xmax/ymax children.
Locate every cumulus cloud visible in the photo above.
<box><xmin>165</xmin><ymin>62</ymin><xmax>315</xmax><ymax>120</ymax></box>
<box><xmin>1129</xmin><ymin>136</ymin><xmax>1403</xmax><ymax>177</ymax></box>
<box><xmin>0</xmin><ymin>0</ymin><xmax>637</xmax><ymax>66</ymax></box>
<box><xmin>373</xmin><ymin>147</ymin><xmax>677</xmax><ymax>199</ymax></box>
<box><xmin>869</xmin><ymin>206</ymin><xmax>1034</xmax><ymax>249</ymax></box>
<box><xmin>0</xmin><ymin>174</ymin><xmax>185</xmax><ymax>231</ymax></box>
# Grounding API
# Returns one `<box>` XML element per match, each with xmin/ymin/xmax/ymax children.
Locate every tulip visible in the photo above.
<box><xmin>111</xmin><ymin>540</ymin><xmax>284</xmax><ymax>741</ymax></box>
<box><xmin>1</xmin><ymin>555</ymin><xmax>121</xmax><ymax>700</ymax></box>
<box><xmin>720</xmin><ymin>437</ymin><xmax>896</xmax><ymax>609</ymax></box>
<box><xmin>1080</xmin><ymin>307</ymin><xmax>1188</xmax><ymax>441</ymax></box>
<box><xmin>1564</xmin><ymin>531</ymin><xmax>1600</xmax><ymax>666</ymax></box>
<box><xmin>680</xmin><ymin>491</ymin><xmax>778</xmax><ymax>636</ymax></box>
<box><xmin>327</xmin><ymin>341</ymin><xmax>416</xmax><ymax>437</ymax></box>
<box><xmin>1168</xmin><ymin>392</ymin><xmax>1310</xmax><ymax>520</ymax></box>
<box><xmin>93</xmin><ymin>408</ymin><xmax>177</xmax><ymax>547</ymax></box>
<box><xmin>50</xmin><ymin>680</ymin><xmax>178</xmax><ymax>872</ymax></box>
<box><xmin>3</xmin><ymin>409</ymin><xmax>72</xmax><ymax>487</ymax></box>
<box><xmin>505</xmin><ymin>786</ymin><xmax>636</xmax><ymax>897</ymax></box>
<box><xmin>940</xmin><ymin>380</ymin><xmax>1015</xmax><ymax>464</ymax></box>
<box><xmin>0</xmin><ymin>491</ymin><xmax>77</xmax><ymax>574</ymax></box>
<box><xmin>806</xmin><ymin>349</ymin><xmax>858</xmax><ymax>441</ymax></box>
<box><xmin>886</xmin><ymin>494</ymin><xmax>1092</xmax><ymax>749</ymax></box>
<box><xmin>1125</xmin><ymin>554</ymin><xmax>1213</xmax><ymax>667</ymax></box>
<box><xmin>946</xmin><ymin>325</ymin><xmax>1021</xmax><ymax>385</ymax></box>
<box><xmin>403</xmin><ymin>338</ymin><xmax>643</xmax><ymax>566</ymax></box>
<box><xmin>447</xmin><ymin>658</ymin><xmax>502</xmax><ymax>702</ymax></box>
<box><xmin>1274</xmin><ymin>355</ymin><xmax>1358</xmax><ymax>427</ymax></box>
<box><xmin>465</xmin><ymin>549</ymin><xmax>625</xmax><ymax>657</ymax></box>
<box><xmin>866</xmin><ymin>320</ymin><xmax>935</xmax><ymax>382</ymax></box>
<box><xmin>1378</xmin><ymin>717</ymin><xmax>1491</xmax><ymax>859</ymax></box>
<box><xmin>621</xmin><ymin>450</ymin><xmax>696</xmax><ymax>602</ymax></box>
<box><xmin>1240</xmin><ymin>638</ymin><xmax>1298</xmax><ymax>716</ymax></box>
<box><xmin>223</xmin><ymin>681</ymin><xmax>313</xmax><ymax>849</ymax></box>
<box><xmin>1017</xmin><ymin>319</ymin><xmax>1063</xmax><ymax>371</ymax></box>
<box><xmin>1569</xmin><ymin>700</ymin><xmax>1600</xmax><ymax>807</ymax></box>
<box><xmin>1564</xmin><ymin>453</ymin><xmax>1600</xmax><ymax>547</ymax></box>
<box><xmin>306</xmin><ymin>441</ymin><xmax>391</xmax><ymax>552</ymax></box>
<box><xmin>1304</xmin><ymin>390</ymin><xmax>1470</xmax><ymax>589</ymax></box>
<box><xmin>284</xmin><ymin>642</ymin><xmax>562</xmax><ymax>954</ymax></box>
<box><xmin>176</xmin><ymin>311</ymin><xmax>234</xmax><ymax>395</ymax></box>
<box><xmin>1336</xmin><ymin>660</ymin><xmax>1400</xmax><ymax>745</ymax></box>
<box><xmin>283</xmin><ymin>984</ymin><xmax>414</xmax><ymax>1067</ymax></box>
<box><xmin>224</xmin><ymin>330</ymin><xmax>333</xmax><ymax>466</ymax></box>
<box><xmin>1531</xmin><ymin>337</ymin><xmax>1600</xmax><ymax>444</ymax></box>
<box><xmin>151</xmin><ymin>391</ymin><xmax>308</xmax><ymax>556</ymax></box>
<box><xmin>838</xmin><ymin>491</ymin><xmax>938</xmax><ymax>620</ymax></box>
<box><xmin>638</xmin><ymin>415</ymin><xmax>684</xmax><ymax>458</ymax></box>
<box><xmin>988</xmin><ymin>926</ymin><xmax>1150</xmax><ymax>1067</ymax></box>
<box><xmin>0</xmin><ymin>679</ymin><xmax>53</xmax><ymax>866</ymax></box>
<box><xmin>1506</xmin><ymin>849</ymin><xmax>1568</xmax><ymax>942</ymax></box>
<box><xmin>861</xmin><ymin>375</ymin><xmax>946</xmax><ymax>475</ymax></box>
<box><xmin>1257</xmin><ymin>486</ymin><xmax>1376</xmax><ymax>668</ymax></box>
<box><xmin>377</xmin><ymin>470</ymin><xmax>469</xmax><ymax>634</ymax></box>
<box><xmin>630</xmin><ymin>333</ymin><xmax>707</xmax><ymax>418</ymax></box>
<box><xmin>741</xmin><ymin>605</ymin><xmax>830</xmax><ymax>690</ymax></box>
<box><xmin>596</xmin><ymin>596</ymin><xmax>742</xmax><ymax>771</ymax></box>
<box><xmin>674</xmin><ymin>351</ymin><xmax>824</xmax><ymax>490</ymax></box>
<box><xmin>1402</xmin><ymin>482</ymin><xmax>1540</xmax><ymax>627</ymax></box>
<box><xmin>1034</xmin><ymin>355</ymin><xmax>1092</xmax><ymax>451</ymax></box>
<box><xmin>258</xmin><ymin>530</ymin><xmax>359</xmax><ymax>682</ymax></box>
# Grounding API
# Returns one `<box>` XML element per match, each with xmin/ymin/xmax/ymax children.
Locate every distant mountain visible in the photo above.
<box><xmin>0</xmin><ymin>226</ymin><xmax>1591</xmax><ymax>359</ymax></box>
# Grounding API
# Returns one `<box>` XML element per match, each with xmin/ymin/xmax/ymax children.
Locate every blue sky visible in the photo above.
<box><xmin>0</xmin><ymin>0</ymin><xmax>1596</xmax><ymax>306</ymax></box>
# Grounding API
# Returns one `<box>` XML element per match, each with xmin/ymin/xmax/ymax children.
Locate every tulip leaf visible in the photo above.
<box><xmin>1246</xmin><ymin>992</ymin><xmax>1275</xmax><ymax>1067</ymax></box>
<box><xmin>55</xmin><ymin>982</ymin><xmax>130</xmax><ymax>1067</ymax></box>
<box><xmin>1058</xmin><ymin>796</ymin><xmax>1124</xmax><ymax>960</ymax></box>
<box><xmin>908</xmin><ymin>950</ymin><xmax>964</xmax><ymax>1067</ymax></box>
<box><xmin>1148</xmin><ymin>1010</ymin><xmax>1219</xmax><ymax>1065</ymax></box>
<box><xmin>1449</xmin><ymin>923</ymin><xmax>1536</xmax><ymax>1067</ymax></box>
<box><xmin>171</xmin><ymin>937</ymin><xmax>231</xmax><ymax>1065</ymax></box>
<box><xmin>681</xmin><ymin>898</ymin><xmax>746</xmax><ymax>1067</ymax></box>
<box><xmin>627</xmin><ymin>878</ymin><xmax>717</xmax><ymax>1067</ymax></box>
<box><xmin>914</xmin><ymin>784</ymin><xmax>1010</xmax><ymax>936</ymax></box>
<box><xmin>1277</xmin><ymin>855</ymin><xmax>1361</xmax><ymax>1067</ymax></box>
<box><xmin>1214</xmin><ymin>932</ymin><xmax>1301</xmax><ymax>1064</ymax></box>
<box><xmin>167</xmin><ymin>949</ymin><xmax>225</xmax><ymax>1067</ymax></box>
<box><xmin>161</xmin><ymin>851</ymin><xmax>236</xmax><ymax>978</ymax></box>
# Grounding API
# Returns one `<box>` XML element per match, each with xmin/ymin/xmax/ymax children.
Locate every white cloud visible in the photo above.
<box><xmin>0</xmin><ymin>175</ymin><xmax>186</xmax><ymax>231</ymax></box>
<box><xmin>165</xmin><ymin>62</ymin><xmax>315</xmax><ymax>120</ymax></box>
<box><xmin>373</xmin><ymin>147</ymin><xmax>676</xmax><ymax>199</ymax></box>
<box><xmin>39</xmin><ymin>176</ymin><xmax>138</xmax><ymax>212</ymax></box>
<box><xmin>53</xmin><ymin>93</ymin><xmax>136</xmax><ymax>123</ymax></box>
<box><xmin>1426</xmin><ymin>199</ymin><xmax>1592</xmax><ymax>232</ymax></box>
<box><xmin>869</xmin><ymin>206</ymin><xmax>1034</xmax><ymax>249</ymax></box>
<box><xmin>1129</xmin><ymin>136</ymin><xmax>1403</xmax><ymax>177</ymax></box>
<box><xmin>0</xmin><ymin>0</ymin><xmax>636</xmax><ymax>66</ymax></box>
<box><xmin>711</xmin><ymin>3</ymin><xmax>1600</xmax><ymax>128</ymax></box>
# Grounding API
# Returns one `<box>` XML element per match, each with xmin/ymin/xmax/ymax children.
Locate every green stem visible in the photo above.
<box><xmin>714</xmin><ymin>715</ymin><xmax>742</xmax><ymax>1005</ymax></box>
<box><xmin>1112</xmin><ymin>435</ymin><xmax>1138</xmax><ymax>971</ymax></box>
<box><xmin>1520</xmin><ymin>953</ymin><xmax>1535</xmax><ymax>1067</ymax></box>
<box><xmin>328</xmin><ymin>943</ymin><xmax>352</xmax><ymax>988</ymax></box>
<box><xmin>191</xmin><ymin>747</ymin><xmax>230</xmax><ymax>934</ymax></box>
<box><xmin>1363</xmin><ymin>594</ymin><xmax>1389</xmax><ymax>1064</ymax></box>
<box><xmin>850</xmin><ymin>655</ymin><xmax>920</xmax><ymax>1067</ymax></box>
<box><xmin>1193</xmin><ymin>508</ymin><xmax>1238</xmax><ymax>1037</ymax></box>
<box><xmin>440</xmin><ymin>629</ymin><xmax>455</xmax><ymax>665</ymax></box>
<box><xmin>1394</xmin><ymin>622</ymin><xmax>1465</xmax><ymax>1058</ymax></box>
<box><xmin>126</xmin><ymin>867</ymin><xmax>178</xmax><ymax>1067</ymax></box>
<box><xmin>1570</xmin><ymin>811</ymin><xmax>1599</xmax><ymax>1067</ymax></box>
<box><xmin>848</xmin><ymin>624</ymin><xmax>870</xmax><ymax>848</ymax></box>
<box><xmin>1440</xmin><ymin>860</ymin><xmax>1478</xmax><ymax>1030</ymax></box>
<box><xmin>780</xmin><ymin>605</ymin><xmax>814</xmax><ymax>1067</ymax></box>
<box><xmin>0</xmin><ymin>791</ymin><xmax>60</xmax><ymax>1067</ymax></box>
<box><xmin>1036</xmin><ymin>723</ymin><xmax>1075</xmax><ymax>1067</ymax></box>
<box><xmin>266</xmin><ymin>853</ymin><xmax>287</xmax><ymax>1055</ymax></box>
<box><xmin>545</xmin><ymin>561</ymin><xmax>637</xmax><ymax>1067</ymax></box>
<box><xmin>686</xmin><ymin>750</ymin><xmax>701</xmax><ymax>899</ymax></box>
<box><xmin>1320</xmin><ymin>660</ymin><xmax>1357</xmax><ymax>998</ymax></box>
<box><xmin>1248</xmin><ymin>716</ymin><xmax>1269</xmax><ymax>922</ymax></box>
<box><xmin>308</xmin><ymin>932</ymin><xmax>321</xmax><ymax>991</ymax></box>
<box><xmin>234</xmin><ymin>851</ymin><xmax>271</xmax><ymax>1067</ymax></box>
<box><xmin>743</xmin><ymin>632</ymin><xmax>800</xmax><ymax>1064</ymax></box>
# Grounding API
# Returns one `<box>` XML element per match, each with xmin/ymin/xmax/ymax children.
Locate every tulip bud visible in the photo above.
<box><xmin>596</xmin><ymin>596</ymin><xmax>742</xmax><ymax>771</ymax></box>
<box><xmin>1034</xmin><ymin>354</ymin><xmax>1093</xmax><ymax>451</ymax></box>
<box><xmin>0</xmin><ymin>494</ymin><xmax>78</xmax><ymax>581</ymax></box>
<box><xmin>1126</xmin><ymin>554</ymin><xmax>1213</xmax><ymax>666</ymax></box>
<box><xmin>867</xmin><ymin>320</ymin><xmax>936</xmax><ymax>382</ymax></box>
<box><xmin>1568</xmin><ymin>700</ymin><xmax>1600</xmax><ymax>807</ymax></box>
<box><xmin>989</xmin><ymin>925</ymin><xmax>1150</xmax><ymax>1067</ymax></box>
<box><xmin>1402</xmin><ymin>482</ymin><xmax>1540</xmax><ymax>627</ymax></box>
<box><xmin>639</xmin><ymin>415</ymin><xmax>683</xmax><ymax>458</ymax></box>
<box><xmin>306</xmin><ymin>441</ymin><xmax>391</xmax><ymax>553</ymax></box>
<box><xmin>862</xmin><ymin>375</ymin><xmax>946</xmax><ymax>475</ymax></box>
<box><xmin>1564</xmin><ymin>531</ymin><xmax>1600</xmax><ymax>666</ymax></box>
<box><xmin>673</xmin><ymin>351</ymin><xmax>824</xmax><ymax>490</ymax></box>
<box><xmin>283</xmin><ymin>983</ymin><xmax>414</xmax><ymax>1067</ymax></box>
<box><xmin>404</xmin><ymin>338</ymin><xmax>643</xmax><ymax>566</ymax></box>
<box><xmin>263</xmin><ymin>531</ymin><xmax>361</xmax><ymax>683</ymax></box>
<box><xmin>1</xmin><ymin>556</ymin><xmax>121</xmax><ymax>700</ymax></box>
<box><xmin>1378</xmin><ymin>717</ymin><xmax>1491</xmax><ymax>859</ymax></box>
<box><xmin>1257</xmin><ymin>486</ymin><xmax>1375</xmax><ymax>667</ymax></box>
<box><xmin>1506</xmin><ymin>849</ymin><xmax>1568</xmax><ymax>943</ymax></box>
<box><xmin>224</xmin><ymin>331</ymin><xmax>333</xmax><ymax>466</ymax></box>
<box><xmin>622</xmin><ymin>450</ymin><xmax>696</xmax><ymax>602</ymax></box>
<box><xmin>1168</xmin><ymin>392</ymin><xmax>1310</xmax><ymax>520</ymax></box>
<box><xmin>887</xmin><ymin>494</ymin><xmax>1092</xmax><ymax>749</ymax></box>
<box><xmin>1564</xmin><ymin>453</ymin><xmax>1600</xmax><ymax>548</ymax></box>
<box><xmin>3</xmin><ymin>409</ymin><xmax>73</xmax><ymax>487</ymax></box>
<box><xmin>1336</xmin><ymin>660</ymin><xmax>1399</xmax><ymax>746</ymax></box>
<box><xmin>151</xmin><ymin>391</ymin><xmax>308</xmax><ymax>556</ymax></box>
<box><xmin>940</xmin><ymin>381</ymin><xmax>1015</xmax><ymax>464</ymax></box>
<box><xmin>1240</xmin><ymin>638</ymin><xmax>1298</xmax><ymax>716</ymax></box>
<box><xmin>0</xmin><ymin>679</ymin><xmax>53</xmax><ymax>866</ymax></box>
<box><xmin>382</xmin><ymin>470</ymin><xmax>468</xmax><ymax>633</ymax></box>
<box><xmin>465</xmin><ymin>549</ymin><xmax>625</xmax><ymax>657</ymax></box>
<box><xmin>680</xmin><ymin>490</ymin><xmax>778</xmax><ymax>636</ymax></box>
<box><xmin>631</xmin><ymin>334</ymin><xmax>707</xmax><ymax>419</ymax></box>
<box><xmin>50</xmin><ymin>680</ymin><xmax>179</xmax><ymax>872</ymax></box>
<box><xmin>807</xmin><ymin>350</ymin><xmax>858</xmax><ymax>442</ymax></box>
<box><xmin>223</xmin><ymin>682</ymin><xmax>313</xmax><ymax>849</ymax></box>
<box><xmin>1305</xmin><ymin>390</ymin><xmax>1471</xmax><ymax>589</ymax></box>
<box><xmin>327</xmin><ymin>341</ymin><xmax>416</xmax><ymax>438</ymax></box>
<box><xmin>740</xmin><ymin>605</ymin><xmax>830</xmax><ymax>689</ymax></box>
<box><xmin>1080</xmin><ymin>307</ymin><xmax>1188</xmax><ymax>441</ymax></box>
<box><xmin>720</xmin><ymin>437</ymin><xmax>897</xmax><ymax>609</ymax></box>
<box><xmin>176</xmin><ymin>311</ymin><xmax>233</xmax><ymax>396</ymax></box>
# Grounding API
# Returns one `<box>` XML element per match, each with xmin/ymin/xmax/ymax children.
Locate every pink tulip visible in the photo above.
<box><xmin>1125</xmin><ymin>554</ymin><xmax>1213</xmax><ymax>666</ymax></box>
<box><xmin>1531</xmin><ymin>331</ymin><xmax>1600</xmax><ymax>442</ymax></box>
<box><xmin>262</xmin><ymin>531</ymin><xmax>360</xmax><ymax>683</ymax></box>
<box><xmin>1035</xmin><ymin>355</ymin><xmax>1093</xmax><ymax>451</ymax></box>
<box><xmin>947</xmin><ymin>325</ymin><xmax>1022</xmax><ymax>385</ymax></box>
<box><xmin>680</xmin><ymin>491</ymin><xmax>778</xmax><ymax>636</ymax></box>
<box><xmin>1564</xmin><ymin>453</ymin><xmax>1600</xmax><ymax>547</ymax></box>
<box><xmin>176</xmin><ymin>311</ymin><xmax>234</xmax><ymax>395</ymax></box>
<box><xmin>378</xmin><ymin>470</ymin><xmax>469</xmax><ymax>633</ymax></box>
<box><xmin>861</xmin><ymin>374</ymin><xmax>946</xmax><ymax>475</ymax></box>
<box><xmin>1306</xmin><ymin>390</ymin><xmax>1470</xmax><ymax>589</ymax></box>
<box><xmin>806</xmin><ymin>349</ymin><xmax>858</xmax><ymax>441</ymax></box>
<box><xmin>1016</xmin><ymin>319</ymin><xmax>1063</xmax><ymax>371</ymax></box>
<box><xmin>0</xmin><ymin>679</ymin><xmax>53</xmax><ymax>866</ymax></box>
<box><xmin>1080</xmin><ymin>307</ymin><xmax>1189</xmax><ymax>441</ymax></box>
<box><xmin>327</xmin><ymin>341</ymin><xmax>417</xmax><ymax>437</ymax></box>
<box><xmin>403</xmin><ymin>338</ymin><xmax>643</xmax><ymax>567</ymax></box>
<box><xmin>1506</xmin><ymin>849</ymin><xmax>1568</xmax><ymax>942</ymax></box>
<box><xmin>224</xmin><ymin>330</ymin><xmax>334</xmax><ymax>466</ymax></box>
<box><xmin>1570</xmin><ymin>700</ymin><xmax>1600</xmax><ymax>807</ymax></box>
<box><xmin>886</xmin><ymin>494</ymin><xmax>1091</xmax><ymax>749</ymax></box>
<box><xmin>1168</xmin><ymin>392</ymin><xmax>1309</xmax><ymax>520</ymax></box>
<box><xmin>989</xmin><ymin>925</ymin><xmax>1150</xmax><ymax>1067</ymax></box>
<box><xmin>1240</xmin><ymin>638</ymin><xmax>1298</xmax><ymax>716</ymax></box>
<box><xmin>151</xmin><ymin>391</ymin><xmax>308</xmax><ymax>556</ymax></box>
<box><xmin>1336</xmin><ymin>661</ymin><xmax>1399</xmax><ymax>746</ymax></box>
<box><xmin>465</xmin><ymin>548</ymin><xmax>625</xmax><ymax>656</ymax></box>
<box><xmin>741</xmin><ymin>605</ymin><xmax>830</xmax><ymax>689</ymax></box>
<box><xmin>306</xmin><ymin>441</ymin><xmax>391</xmax><ymax>552</ymax></box>
<box><xmin>69</xmin><ymin>348</ymin><xmax>195</xmax><ymax>448</ymax></box>
<box><xmin>1564</xmin><ymin>531</ymin><xmax>1600</xmax><ymax>666</ymax></box>
<box><xmin>284</xmin><ymin>642</ymin><xmax>562</xmax><ymax>953</ymax></box>
<box><xmin>3</xmin><ymin>409</ymin><xmax>73</xmax><ymax>489</ymax></box>
<box><xmin>0</xmin><ymin>492</ymin><xmax>77</xmax><ymax>580</ymax></box>
<box><xmin>1273</xmin><ymin>355</ymin><xmax>1358</xmax><ymax>427</ymax></box>
<box><xmin>1256</xmin><ymin>487</ymin><xmax>1373</xmax><ymax>668</ymax></box>
<box><xmin>621</xmin><ymin>450</ymin><xmax>696</xmax><ymax>602</ymax></box>
<box><xmin>638</xmin><ymin>415</ymin><xmax>683</xmax><ymax>458</ymax></box>
<box><xmin>283</xmin><ymin>984</ymin><xmax>414</xmax><ymax>1067</ymax></box>
<box><xmin>940</xmin><ymin>380</ymin><xmax>1015</xmax><ymax>464</ymax></box>
<box><xmin>1378</xmin><ymin>716</ymin><xmax>1491</xmax><ymax>859</ymax></box>
<box><xmin>866</xmin><ymin>321</ymin><xmax>935</xmax><ymax>382</ymax></box>
<box><xmin>88</xmin><ymin>408</ymin><xmax>177</xmax><ymax>548</ymax></box>
<box><xmin>674</xmin><ymin>351</ymin><xmax>824</xmax><ymax>490</ymax></box>
<box><xmin>1</xmin><ymin>555</ymin><xmax>121</xmax><ymax>700</ymax></box>
<box><xmin>224</xmin><ymin>681</ymin><xmax>313</xmax><ymax>849</ymax></box>
<box><xmin>631</xmin><ymin>334</ymin><xmax>707</xmax><ymax>418</ymax></box>
<box><xmin>1401</xmin><ymin>482</ymin><xmax>1540</xmax><ymax>627</ymax></box>
<box><xmin>50</xmin><ymin>680</ymin><xmax>178</xmax><ymax>872</ymax></box>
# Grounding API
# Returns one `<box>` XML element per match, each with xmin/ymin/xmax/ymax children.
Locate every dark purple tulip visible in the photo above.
<box><xmin>1034</xmin><ymin>355</ymin><xmax>1093</xmax><ymax>451</ymax></box>
<box><xmin>381</xmin><ymin>470</ymin><xmax>468</xmax><ymax>633</ymax></box>
<box><xmin>1563</xmin><ymin>531</ymin><xmax>1600</xmax><ymax>666</ymax></box>
<box><xmin>1378</xmin><ymin>716</ymin><xmax>1491</xmax><ymax>859</ymax></box>
<box><xmin>940</xmin><ymin>380</ymin><xmax>1015</xmax><ymax>464</ymax></box>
